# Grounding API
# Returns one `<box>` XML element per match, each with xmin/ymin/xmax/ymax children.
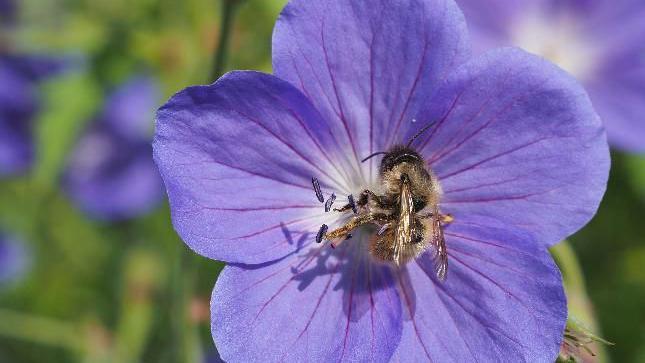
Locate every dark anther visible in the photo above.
<box><xmin>347</xmin><ymin>194</ymin><xmax>357</xmax><ymax>214</ymax></box>
<box><xmin>324</xmin><ymin>193</ymin><xmax>336</xmax><ymax>212</ymax></box>
<box><xmin>312</xmin><ymin>177</ymin><xmax>324</xmax><ymax>203</ymax></box>
<box><xmin>316</xmin><ymin>224</ymin><xmax>328</xmax><ymax>243</ymax></box>
<box><xmin>345</xmin><ymin>234</ymin><xmax>353</xmax><ymax>240</ymax></box>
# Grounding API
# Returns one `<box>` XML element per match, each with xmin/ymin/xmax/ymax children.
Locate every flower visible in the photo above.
<box><xmin>204</xmin><ymin>350</ymin><xmax>224</xmax><ymax>363</ymax></box>
<box><xmin>455</xmin><ymin>0</ymin><xmax>645</xmax><ymax>153</ymax></box>
<box><xmin>0</xmin><ymin>54</ymin><xmax>66</xmax><ymax>176</ymax></box>
<box><xmin>0</xmin><ymin>0</ymin><xmax>16</xmax><ymax>24</ymax></box>
<box><xmin>0</xmin><ymin>231</ymin><xmax>29</xmax><ymax>286</ymax></box>
<box><xmin>63</xmin><ymin>76</ymin><xmax>164</xmax><ymax>221</ymax></box>
<box><xmin>153</xmin><ymin>0</ymin><xmax>609</xmax><ymax>361</ymax></box>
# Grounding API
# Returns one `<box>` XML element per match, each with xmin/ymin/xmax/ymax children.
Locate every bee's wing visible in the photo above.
<box><xmin>393</xmin><ymin>177</ymin><xmax>414</xmax><ymax>265</ymax></box>
<box><xmin>430</xmin><ymin>206</ymin><xmax>448</xmax><ymax>281</ymax></box>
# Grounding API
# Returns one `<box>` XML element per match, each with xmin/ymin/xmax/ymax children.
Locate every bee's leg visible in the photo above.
<box><xmin>324</xmin><ymin>213</ymin><xmax>391</xmax><ymax>241</ymax></box>
<box><xmin>333</xmin><ymin>204</ymin><xmax>352</xmax><ymax>212</ymax></box>
<box><xmin>333</xmin><ymin>194</ymin><xmax>357</xmax><ymax>214</ymax></box>
<box><xmin>419</xmin><ymin>212</ymin><xmax>454</xmax><ymax>224</ymax></box>
<box><xmin>357</xmin><ymin>189</ymin><xmax>391</xmax><ymax>208</ymax></box>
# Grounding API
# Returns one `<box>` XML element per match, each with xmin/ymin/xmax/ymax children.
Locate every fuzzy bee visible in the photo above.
<box><xmin>316</xmin><ymin>124</ymin><xmax>453</xmax><ymax>280</ymax></box>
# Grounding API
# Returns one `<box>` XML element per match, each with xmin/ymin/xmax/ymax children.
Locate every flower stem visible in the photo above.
<box><xmin>210</xmin><ymin>0</ymin><xmax>243</xmax><ymax>81</ymax></box>
<box><xmin>551</xmin><ymin>241</ymin><xmax>610</xmax><ymax>362</ymax></box>
<box><xmin>171</xmin><ymin>244</ymin><xmax>202</xmax><ymax>363</ymax></box>
<box><xmin>112</xmin><ymin>249</ymin><xmax>162</xmax><ymax>363</ymax></box>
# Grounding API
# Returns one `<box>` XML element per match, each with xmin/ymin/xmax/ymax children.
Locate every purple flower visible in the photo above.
<box><xmin>0</xmin><ymin>0</ymin><xmax>16</xmax><ymax>24</ymax></box>
<box><xmin>204</xmin><ymin>350</ymin><xmax>224</xmax><ymax>363</ymax></box>
<box><xmin>0</xmin><ymin>232</ymin><xmax>29</xmax><ymax>285</ymax></box>
<box><xmin>455</xmin><ymin>0</ymin><xmax>645</xmax><ymax>152</ymax></box>
<box><xmin>0</xmin><ymin>54</ymin><xmax>66</xmax><ymax>176</ymax></box>
<box><xmin>153</xmin><ymin>0</ymin><xmax>609</xmax><ymax>361</ymax></box>
<box><xmin>63</xmin><ymin>77</ymin><xmax>164</xmax><ymax>221</ymax></box>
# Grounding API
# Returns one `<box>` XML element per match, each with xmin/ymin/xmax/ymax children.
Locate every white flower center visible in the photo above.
<box><xmin>510</xmin><ymin>10</ymin><xmax>598</xmax><ymax>81</ymax></box>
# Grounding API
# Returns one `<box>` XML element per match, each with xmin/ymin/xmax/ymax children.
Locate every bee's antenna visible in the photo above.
<box><xmin>361</xmin><ymin>151</ymin><xmax>388</xmax><ymax>163</ymax></box>
<box><xmin>406</xmin><ymin>119</ymin><xmax>438</xmax><ymax>147</ymax></box>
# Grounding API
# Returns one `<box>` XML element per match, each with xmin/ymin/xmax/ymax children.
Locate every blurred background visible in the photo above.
<box><xmin>0</xmin><ymin>0</ymin><xmax>643</xmax><ymax>362</ymax></box>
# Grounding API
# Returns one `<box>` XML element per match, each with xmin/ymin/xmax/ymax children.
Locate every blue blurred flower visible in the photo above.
<box><xmin>456</xmin><ymin>0</ymin><xmax>645</xmax><ymax>152</ymax></box>
<box><xmin>63</xmin><ymin>76</ymin><xmax>164</xmax><ymax>221</ymax></box>
<box><xmin>154</xmin><ymin>0</ymin><xmax>609</xmax><ymax>361</ymax></box>
<box><xmin>0</xmin><ymin>231</ymin><xmax>29</xmax><ymax>285</ymax></box>
<box><xmin>0</xmin><ymin>54</ymin><xmax>66</xmax><ymax>176</ymax></box>
<box><xmin>0</xmin><ymin>0</ymin><xmax>16</xmax><ymax>24</ymax></box>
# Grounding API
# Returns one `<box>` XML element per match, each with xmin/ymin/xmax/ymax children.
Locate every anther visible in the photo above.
<box><xmin>347</xmin><ymin>194</ymin><xmax>357</xmax><ymax>214</ymax></box>
<box><xmin>345</xmin><ymin>233</ymin><xmax>352</xmax><ymax>240</ymax></box>
<box><xmin>324</xmin><ymin>193</ymin><xmax>336</xmax><ymax>212</ymax></box>
<box><xmin>311</xmin><ymin>177</ymin><xmax>324</xmax><ymax>203</ymax></box>
<box><xmin>316</xmin><ymin>224</ymin><xmax>328</xmax><ymax>243</ymax></box>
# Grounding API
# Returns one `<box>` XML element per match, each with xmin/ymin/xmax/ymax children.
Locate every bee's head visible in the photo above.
<box><xmin>379</xmin><ymin>145</ymin><xmax>424</xmax><ymax>175</ymax></box>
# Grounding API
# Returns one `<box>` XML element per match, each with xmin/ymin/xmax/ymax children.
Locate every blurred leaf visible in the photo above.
<box><xmin>34</xmin><ymin>73</ymin><xmax>101</xmax><ymax>187</ymax></box>
<box><xmin>0</xmin><ymin>308</ymin><xmax>81</xmax><ymax>353</ymax></box>
<box><xmin>623</xmin><ymin>154</ymin><xmax>645</xmax><ymax>202</ymax></box>
<box><xmin>113</xmin><ymin>248</ymin><xmax>164</xmax><ymax>363</ymax></box>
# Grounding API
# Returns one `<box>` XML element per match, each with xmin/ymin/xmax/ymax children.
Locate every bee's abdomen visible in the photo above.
<box><xmin>369</xmin><ymin>220</ymin><xmax>428</xmax><ymax>265</ymax></box>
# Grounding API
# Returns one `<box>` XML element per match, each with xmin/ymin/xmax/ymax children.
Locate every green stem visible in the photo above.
<box><xmin>210</xmin><ymin>0</ymin><xmax>242</xmax><ymax>81</ymax></box>
<box><xmin>551</xmin><ymin>241</ymin><xmax>587</xmax><ymax>296</ymax></box>
<box><xmin>550</xmin><ymin>241</ymin><xmax>610</xmax><ymax>362</ymax></box>
<box><xmin>0</xmin><ymin>308</ymin><xmax>80</xmax><ymax>351</ymax></box>
<box><xmin>172</xmin><ymin>245</ymin><xmax>201</xmax><ymax>363</ymax></box>
<box><xmin>181</xmin><ymin>253</ymin><xmax>203</xmax><ymax>363</ymax></box>
<box><xmin>113</xmin><ymin>249</ymin><xmax>162</xmax><ymax>363</ymax></box>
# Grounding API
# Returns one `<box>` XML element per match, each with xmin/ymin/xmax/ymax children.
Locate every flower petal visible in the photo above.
<box><xmin>456</xmin><ymin>0</ymin><xmax>645</xmax><ymax>152</ymax></box>
<box><xmin>588</xmin><ymin>81</ymin><xmax>645</xmax><ymax>153</ymax></box>
<box><xmin>0</xmin><ymin>114</ymin><xmax>33</xmax><ymax>176</ymax></box>
<box><xmin>0</xmin><ymin>58</ymin><xmax>38</xmax><ymax>175</ymax></box>
<box><xmin>0</xmin><ymin>233</ymin><xmax>29</xmax><ymax>285</ymax></box>
<box><xmin>0</xmin><ymin>54</ymin><xmax>68</xmax><ymax>82</ymax></box>
<box><xmin>391</xmin><ymin>217</ymin><xmax>566</xmax><ymax>362</ymax></box>
<box><xmin>63</xmin><ymin>126</ymin><xmax>163</xmax><ymax>221</ymax></box>
<box><xmin>212</xmin><ymin>235</ymin><xmax>402</xmax><ymax>362</ymax></box>
<box><xmin>272</xmin><ymin>0</ymin><xmax>469</xmax><ymax>176</ymax></box>
<box><xmin>409</xmin><ymin>48</ymin><xmax>609</xmax><ymax>247</ymax></box>
<box><xmin>102</xmin><ymin>76</ymin><xmax>160</xmax><ymax>142</ymax></box>
<box><xmin>584</xmin><ymin>1</ymin><xmax>645</xmax><ymax>152</ymax></box>
<box><xmin>455</xmin><ymin>0</ymin><xmax>531</xmax><ymax>43</ymax></box>
<box><xmin>64</xmin><ymin>75</ymin><xmax>163</xmax><ymax>221</ymax></box>
<box><xmin>154</xmin><ymin>71</ymin><xmax>351</xmax><ymax>264</ymax></box>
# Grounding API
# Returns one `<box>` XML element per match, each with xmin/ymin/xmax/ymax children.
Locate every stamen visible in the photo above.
<box><xmin>324</xmin><ymin>193</ymin><xmax>336</xmax><ymax>212</ymax></box>
<box><xmin>347</xmin><ymin>194</ymin><xmax>357</xmax><ymax>214</ymax></box>
<box><xmin>311</xmin><ymin>177</ymin><xmax>324</xmax><ymax>203</ymax></box>
<box><xmin>316</xmin><ymin>224</ymin><xmax>328</xmax><ymax>243</ymax></box>
<box><xmin>345</xmin><ymin>233</ymin><xmax>352</xmax><ymax>240</ymax></box>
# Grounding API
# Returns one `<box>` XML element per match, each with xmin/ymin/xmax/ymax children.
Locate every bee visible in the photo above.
<box><xmin>316</xmin><ymin>123</ymin><xmax>453</xmax><ymax>280</ymax></box>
